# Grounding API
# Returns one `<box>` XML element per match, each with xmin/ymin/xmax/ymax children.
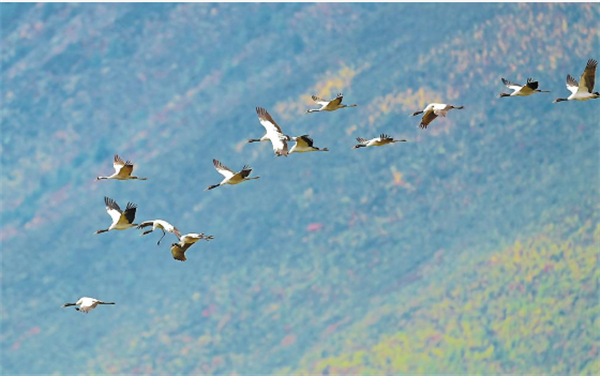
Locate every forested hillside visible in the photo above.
<box><xmin>1</xmin><ymin>3</ymin><xmax>598</xmax><ymax>374</ymax></box>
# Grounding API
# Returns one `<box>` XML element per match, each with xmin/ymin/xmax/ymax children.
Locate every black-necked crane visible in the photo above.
<box><xmin>353</xmin><ymin>134</ymin><xmax>407</xmax><ymax>149</ymax></box>
<box><xmin>206</xmin><ymin>159</ymin><xmax>259</xmax><ymax>191</ymax></box>
<box><xmin>306</xmin><ymin>93</ymin><xmax>357</xmax><ymax>113</ymax></box>
<box><xmin>95</xmin><ymin>197</ymin><xmax>138</xmax><ymax>234</ymax></box>
<box><xmin>170</xmin><ymin>233</ymin><xmax>214</xmax><ymax>262</ymax></box>
<box><xmin>250</xmin><ymin>107</ymin><xmax>289</xmax><ymax>157</ymax></box>
<box><xmin>62</xmin><ymin>297</ymin><xmax>115</xmax><ymax>313</ymax></box>
<box><xmin>289</xmin><ymin>135</ymin><xmax>329</xmax><ymax>154</ymax></box>
<box><xmin>137</xmin><ymin>219</ymin><xmax>181</xmax><ymax>245</ymax></box>
<box><xmin>96</xmin><ymin>154</ymin><xmax>147</xmax><ymax>181</ymax></box>
<box><xmin>499</xmin><ymin>78</ymin><xmax>550</xmax><ymax>98</ymax></box>
<box><xmin>411</xmin><ymin>103</ymin><xmax>464</xmax><ymax>129</ymax></box>
<box><xmin>554</xmin><ymin>59</ymin><xmax>599</xmax><ymax>103</ymax></box>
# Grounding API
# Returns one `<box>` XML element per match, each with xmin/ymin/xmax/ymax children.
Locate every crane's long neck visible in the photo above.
<box><xmin>98</xmin><ymin>302</ymin><xmax>115</xmax><ymax>305</ymax></box>
<box><xmin>248</xmin><ymin>138</ymin><xmax>261</xmax><ymax>143</ymax></box>
<box><xmin>535</xmin><ymin>90</ymin><xmax>550</xmax><ymax>93</ymax></box>
<box><xmin>411</xmin><ymin>110</ymin><xmax>424</xmax><ymax>117</ymax></box>
<box><xmin>131</xmin><ymin>176</ymin><xmax>147</xmax><ymax>180</ymax></box>
<box><xmin>96</xmin><ymin>176</ymin><xmax>109</xmax><ymax>180</ymax></box>
<box><xmin>95</xmin><ymin>229</ymin><xmax>109</xmax><ymax>234</ymax></box>
<box><xmin>498</xmin><ymin>93</ymin><xmax>511</xmax><ymax>98</ymax></box>
<box><xmin>553</xmin><ymin>98</ymin><xmax>568</xmax><ymax>103</ymax></box>
<box><xmin>306</xmin><ymin>109</ymin><xmax>321</xmax><ymax>114</ymax></box>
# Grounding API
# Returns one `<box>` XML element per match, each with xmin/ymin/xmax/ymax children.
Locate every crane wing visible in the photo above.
<box><xmin>256</xmin><ymin>107</ymin><xmax>285</xmax><ymax>134</ymax></box>
<box><xmin>311</xmin><ymin>95</ymin><xmax>329</xmax><ymax>105</ymax></box>
<box><xmin>296</xmin><ymin>135</ymin><xmax>313</xmax><ymax>148</ymax></box>
<box><xmin>120</xmin><ymin>202</ymin><xmax>137</xmax><ymax>225</ymax></box>
<box><xmin>329</xmin><ymin>93</ymin><xmax>344</xmax><ymax>106</ymax></box>
<box><xmin>171</xmin><ymin>242</ymin><xmax>193</xmax><ymax>261</ymax></box>
<box><xmin>113</xmin><ymin>154</ymin><xmax>125</xmax><ymax>173</ymax></box>
<box><xmin>213</xmin><ymin>159</ymin><xmax>235</xmax><ymax>179</ymax></box>
<box><xmin>580</xmin><ymin>58</ymin><xmax>597</xmax><ymax>93</ymax></box>
<box><xmin>566</xmin><ymin>75</ymin><xmax>579</xmax><ymax>94</ymax></box>
<box><xmin>269</xmin><ymin>134</ymin><xmax>289</xmax><ymax>156</ymax></box>
<box><xmin>501</xmin><ymin>78</ymin><xmax>522</xmax><ymax>91</ymax></box>
<box><xmin>420</xmin><ymin>110</ymin><xmax>438</xmax><ymax>129</ymax></box>
<box><xmin>104</xmin><ymin>197</ymin><xmax>123</xmax><ymax>224</ymax></box>
<box><xmin>136</xmin><ymin>221</ymin><xmax>154</xmax><ymax>229</ymax></box>
<box><xmin>113</xmin><ymin>154</ymin><xmax>134</xmax><ymax>176</ymax></box>
<box><xmin>525</xmin><ymin>78</ymin><xmax>539</xmax><ymax>91</ymax></box>
<box><xmin>239</xmin><ymin>165</ymin><xmax>253</xmax><ymax>179</ymax></box>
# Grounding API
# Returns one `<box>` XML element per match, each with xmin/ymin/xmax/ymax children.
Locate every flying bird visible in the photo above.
<box><xmin>206</xmin><ymin>159</ymin><xmax>259</xmax><ymax>191</ymax></box>
<box><xmin>62</xmin><ymin>297</ymin><xmax>115</xmax><ymax>313</ymax></box>
<box><xmin>498</xmin><ymin>78</ymin><xmax>550</xmax><ymax>97</ymax></box>
<box><xmin>554</xmin><ymin>59</ymin><xmax>599</xmax><ymax>103</ymax></box>
<box><xmin>250</xmin><ymin>107</ymin><xmax>289</xmax><ymax>157</ymax></box>
<box><xmin>410</xmin><ymin>103</ymin><xmax>464</xmax><ymax>129</ymax></box>
<box><xmin>137</xmin><ymin>219</ymin><xmax>181</xmax><ymax>245</ymax></box>
<box><xmin>95</xmin><ymin>197</ymin><xmax>138</xmax><ymax>234</ymax></box>
<box><xmin>170</xmin><ymin>233</ymin><xmax>214</xmax><ymax>262</ymax></box>
<box><xmin>289</xmin><ymin>135</ymin><xmax>329</xmax><ymax>154</ymax></box>
<box><xmin>96</xmin><ymin>154</ymin><xmax>147</xmax><ymax>181</ymax></box>
<box><xmin>353</xmin><ymin>134</ymin><xmax>407</xmax><ymax>149</ymax></box>
<box><xmin>306</xmin><ymin>93</ymin><xmax>357</xmax><ymax>113</ymax></box>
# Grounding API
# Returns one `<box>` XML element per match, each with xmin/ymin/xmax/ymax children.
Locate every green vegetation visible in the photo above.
<box><xmin>285</xmin><ymin>212</ymin><xmax>600</xmax><ymax>374</ymax></box>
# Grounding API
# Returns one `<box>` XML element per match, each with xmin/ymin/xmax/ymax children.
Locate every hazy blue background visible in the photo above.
<box><xmin>1</xmin><ymin>3</ymin><xmax>598</xmax><ymax>375</ymax></box>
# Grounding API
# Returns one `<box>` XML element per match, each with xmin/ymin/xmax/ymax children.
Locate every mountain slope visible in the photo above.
<box><xmin>1</xmin><ymin>3</ymin><xmax>599</xmax><ymax>374</ymax></box>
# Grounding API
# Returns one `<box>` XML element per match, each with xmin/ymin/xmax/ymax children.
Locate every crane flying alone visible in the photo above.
<box><xmin>249</xmin><ymin>107</ymin><xmax>290</xmax><ymax>157</ymax></box>
<box><xmin>306</xmin><ymin>93</ymin><xmax>357</xmax><ymax>113</ymax></box>
<box><xmin>554</xmin><ymin>58</ymin><xmax>599</xmax><ymax>103</ymax></box>
<box><xmin>170</xmin><ymin>233</ymin><xmax>214</xmax><ymax>262</ymax></box>
<box><xmin>353</xmin><ymin>134</ymin><xmax>407</xmax><ymax>149</ymax></box>
<box><xmin>62</xmin><ymin>297</ymin><xmax>115</xmax><ymax>313</ymax></box>
<box><xmin>96</xmin><ymin>154</ymin><xmax>147</xmax><ymax>181</ymax></box>
<box><xmin>498</xmin><ymin>78</ymin><xmax>550</xmax><ymax>97</ymax></box>
<box><xmin>206</xmin><ymin>159</ymin><xmax>259</xmax><ymax>191</ymax></box>
<box><xmin>137</xmin><ymin>219</ymin><xmax>181</xmax><ymax>245</ymax></box>
<box><xmin>95</xmin><ymin>197</ymin><xmax>138</xmax><ymax>234</ymax></box>
<box><xmin>289</xmin><ymin>135</ymin><xmax>329</xmax><ymax>154</ymax></box>
<box><xmin>411</xmin><ymin>103</ymin><xmax>465</xmax><ymax>129</ymax></box>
